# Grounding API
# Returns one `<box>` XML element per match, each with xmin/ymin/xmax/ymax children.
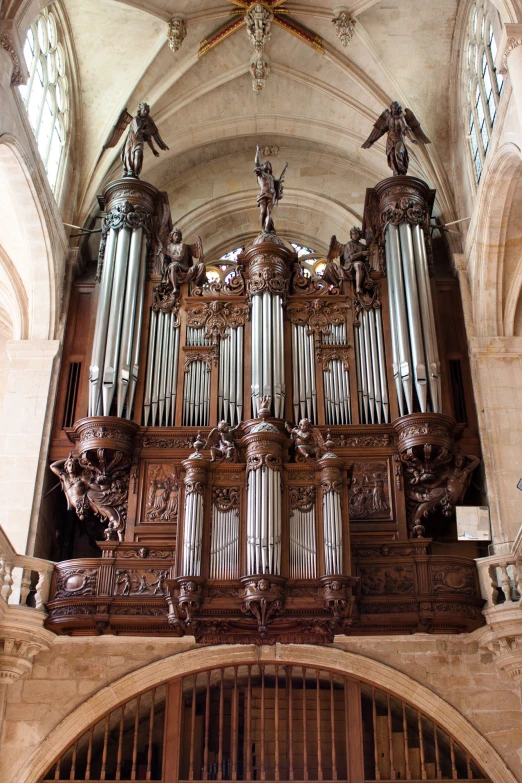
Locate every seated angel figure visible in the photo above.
<box><xmin>164</xmin><ymin>229</ymin><xmax>207</xmax><ymax>292</ymax></box>
<box><xmin>285</xmin><ymin>419</ymin><xmax>326</xmax><ymax>461</ymax></box>
<box><xmin>205</xmin><ymin>421</ymin><xmax>242</xmax><ymax>462</ymax></box>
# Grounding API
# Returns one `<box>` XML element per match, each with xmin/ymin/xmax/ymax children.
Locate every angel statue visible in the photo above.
<box><xmin>361</xmin><ymin>101</ymin><xmax>430</xmax><ymax>176</ymax></box>
<box><xmin>204</xmin><ymin>421</ymin><xmax>242</xmax><ymax>462</ymax></box>
<box><xmin>255</xmin><ymin>145</ymin><xmax>288</xmax><ymax>233</ymax></box>
<box><xmin>121</xmin><ymin>102</ymin><xmax>169</xmax><ymax>179</ymax></box>
<box><xmin>285</xmin><ymin>419</ymin><xmax>326</xmax><ymax>462</ymax></box>
<box><xmin>163</xmin><ymin>229</ymin><xmax>206</xmax><ymax>293</ymax></box>
<box><xmin>323</xmin><ymin>227</ymin><xmax>373</xmax><ymax>294</ymax></box>
<box><xmin>408</xmin><ymin>453</ymin><xmax>481</xmax><ymax>537</ymax></box>
<box><xmin>50</xmin><ymin>454</ymin><xmax>128</xmax><ymax>542</ymax></box>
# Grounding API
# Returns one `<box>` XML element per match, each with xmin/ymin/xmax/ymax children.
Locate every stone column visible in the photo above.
<box><xmin>497</xmin><ymin>24</ymin><xmax>522</xmax><ymax>135</ymax></box>
<box><xmin>0</xmin><ymin>340</ymin><xmax>60</xmax><ymax>554</ymax></box>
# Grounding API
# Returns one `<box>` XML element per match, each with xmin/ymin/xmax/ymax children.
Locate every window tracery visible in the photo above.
<box><xmin>463</xmin><ymin>0</ymin><xmax>503</xmax><ymax>182</ymax></box>
<box><xmin>18</xmin><ymin>5</ymin><xmax>69</xmax><ymax>192</ymax></box>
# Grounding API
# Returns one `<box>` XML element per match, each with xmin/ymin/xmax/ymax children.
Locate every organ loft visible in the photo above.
<box><xmin>45</xmin><ymin>103</ymin><xmax>485</xmax><ymax>647</ymax></box>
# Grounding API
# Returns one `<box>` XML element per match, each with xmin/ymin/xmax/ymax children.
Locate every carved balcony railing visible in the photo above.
<box><xmin>0</xmin><ymin>525</ymin><xmax>55</xmax><ymax>684</ymax></box>
<box><xmin>45</xmin><ymin>539</ymin><xmax>484</xmax><ymax>642</ymax></box>
<box><xmin>475</xmin><ymin>551</ymin><xmax>522</xmax><ymax>681</ymax></box>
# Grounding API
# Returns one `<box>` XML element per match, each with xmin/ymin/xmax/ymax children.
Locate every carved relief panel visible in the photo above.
<box><xmin>140</xmin><ymin>463</ymin><xmax>180</xmax><ymax>524</ymax></box>
<box><xmin>349</xmin><ymin>460</ymin><xmax>392</xmax><ymax>520</ymax></box>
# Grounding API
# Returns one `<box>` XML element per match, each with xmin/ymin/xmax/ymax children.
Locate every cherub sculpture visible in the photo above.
<box><xmin>254</xmin><ymin>145</ymin><xmax>288</xmax><ymax>233</ymax></box>
<box><xmin>362</xmin><ymin>101</ymin><xmax>430</xmax><ymax>176</ymax></box>
<box><xmin>50</xmin><ymin>453</ymin><xmax>129</xmax><ymax>542</ymax></box>
<box><xmin>163</xmin><ymin>229</ymin><xmax>206</xmax><ymax>293</ymax></box>
<box><xmin>285</xmin><ymin>419</ymin><xmax>326</xmax><ymax>461</ymax></box>
<box><xmin>121</xmin><ymin>102</ymin><xmax>169</xmax><ymax>178</ymax></box>
<box><xmin>323</xmin><ymin>227</ymin><xmax>373</xmax><ymax>294</ymax></box>
<box><xmin>407</xmin><ymin>453</ymin><xmax>481</xmax><ymax>537</ymax></box>
<box><xmin>205</xmin><ymin>421</ymin><xmax>242</xmax><ymax>462</ymax></box>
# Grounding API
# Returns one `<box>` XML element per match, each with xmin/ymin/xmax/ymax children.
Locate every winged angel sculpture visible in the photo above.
<box><xmin>285</xmin><ymin>419</ymin><xmax>327</xmax><ymax>462</ymax></box>
<box><xmin>362</xmin><ymin>101</ymin><xmax>430</xmax><ymax>176</ymax></box>
<box><xmin>50</xmin><ymin>453</ymin><xmax>129</xmax><ymax>542</ymax></box>
<box><xmin>205</xmin><ymin>421</ymin><xmax>242</xmax><ymax>462</ymax></box>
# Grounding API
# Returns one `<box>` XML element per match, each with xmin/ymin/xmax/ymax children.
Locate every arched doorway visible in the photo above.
<box><xmin>41</xmin><ymin>663</ymin><xmax>487</xmax><ymax>783</ymax></box>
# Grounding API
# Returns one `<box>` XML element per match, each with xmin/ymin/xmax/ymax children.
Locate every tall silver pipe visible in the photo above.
<box><xmin>89</xmin><ymin>228</ymin><xmax>118</xmax><ymax>416</ymax></box>
<box><xmin>143</xmin><ymin>310</ymin><xmax>157</xmax><ymax>426</ymax></box>
<box><xmin>385</xmin><ymin>247</ymin><xmax>406</xmax><ymax>417</ymax></box>
<box><xmin>236</xmin><ymin>326</ymin><xmax>243</xmax><ymax>423</ymax></box>
<box><xmin>387</xmin><ymin>224</ymin><xmax>413</xmax><ymax>412</ymax></box>
<box><xmin>164</xmin><ymin>313</ymin><xmax>174</xmax><ymax>427</ymax></box>
<box><xmin>399</xmin><ymin>222</ymin><xmax>428</xmax><ymax>411</ymax></box>
<box><xmin>362</xmin><ymin>311</ymin><xmax>375</xmax><ymax>423</ymax></box>
<box><xmin>170</xmin><ymin>325</ymin><xmax>180</xmax><ymax>425</ymax></box>
<box><xmin>262</xmin><ymin>292</ymin><xmax>271</xmax><ymax>400</ymax></box>
<box><xmin>308</xmin><ymin>332</ymin><xmax>317</xmax><ymax>423</ymax></box>
<box><xmin>151</xmin><ymin>312</ymin><xmax>165</xmax><ymax>426</ymax></box>
<box><xmin>223</xmin><ymin>330</ymin><xmax>230</xmax><ymax>422</ymax></box>
<box><xmin>354</xmin><ymin>329</ymin><xmax>363</xmax><ymax>418</ymax></box>
<box><xmin>127</xmin><ymin>232</ymin><xmax>147</xmax><ymax>421</ymax></box>
<box><xmin>358</xmin><ymin>323</ymin><xmax>369</xmax><ymax>423</ymax></box>
<box><xmin>375</xmin><ymin>308</ymin><xmax>390</xmax><ymax>423</ymax></box>
<box><xmin>116</xmin><ymin>227</ymin><xmax>142</xmax><ymax>418</ymax></box>
<box><xmin>272</xmin><ymin>296</ymin><xmax>281</xmax><ymax>418</ymax></box>
<box><xmin>298</xmin><ymin>326</ymin><xmax>306</xmax><ymax>419</ymax></box>
<box><xmin>102</xmin><ymin>226</ymin><xmax>131</xmax><ymax>415</ymax></box>
<box><xmin>368</xmin><ymin>309</ymin><xmax>382</xmax><ymax>424</ymax></box>
<box><xmin>292</xmin><ymin>324</ymin><xmax>299</xmax><ymax>421</ymax></box>
<box><xmin>251</xmin><ymin>295</ymin><xmax>261</xmax><ymax>416</ymax></box>
<box><xmin>412</xmin><ymin>223</ymin><xmax>442</xmax><ymax>412</ymax></box>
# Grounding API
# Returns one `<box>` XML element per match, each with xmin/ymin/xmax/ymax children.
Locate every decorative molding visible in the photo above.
<box><xmin>288</xmin><ymin>485</ymin><xmax>316</xmax><ymax>514</ymax></box>
<box><xmin>499</xmin><ymin>36</ymin><xmax>522</xmax><ymax>75</ymax></box>
<box><xmin>0</xmin><ymin>28</ymin><xmax>26</xmax><ymax>86</ymax></box>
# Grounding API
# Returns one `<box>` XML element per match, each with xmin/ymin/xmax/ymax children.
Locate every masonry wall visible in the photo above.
<box><xmin>0</xmin><ymin>634</ymin><xmax>520</xmax><ymax>783</ymax></box>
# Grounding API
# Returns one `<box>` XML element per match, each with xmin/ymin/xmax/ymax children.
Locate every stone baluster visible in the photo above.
<box><xmin>498</xmin><ymin>562</ymin><xmax>514</xmax><ymax>603</ymax></box>
<box><xmin>0</xmin><ymin>558</ymin><xmax>14</xmax><ymax>602</ymax></box>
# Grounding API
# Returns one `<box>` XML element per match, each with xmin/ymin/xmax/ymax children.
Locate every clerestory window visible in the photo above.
<box><xmin>464</xmin><ymin>0</ymin><xmax>503</xmax><ymax>183</ymax></box>
<box><xmin>18</xmin><ymin>5</ymin><xmax>69</xmax><ymax>192</ymax></box>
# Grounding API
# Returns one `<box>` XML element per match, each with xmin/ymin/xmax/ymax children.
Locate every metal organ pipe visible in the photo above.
<box><xmin>181</xmin><ymin>454</ymin><xmax>209</xmax><ymax>577</ymax></box>
<box><xmin>319</xmin><ymin>455</ymin><xmax>344</xmax><ymax>576</ymax></box>
<box><xmin>385</xmin><ymin>227</ymin><xmax>441</xmax><ymax>413</ymax></box>
<box><xmin>89</xmin><ymin>227</ymin><xmax>117</xmax><ymax>416</ymax></box>
<box><xmin>250</xmin><ymin>292</ymin><xmax>285</xmax><ymax>419</ymax></box>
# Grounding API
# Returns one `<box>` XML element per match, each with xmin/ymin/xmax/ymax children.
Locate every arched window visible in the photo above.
<box><xmin>18</xmin><ymin>5</ymin><xmax>69</xmax><ymax>192</ymax></box>
<box><xmin>464</xmin><ymin>0</ymin><xmax>503</xmax><ymax>182</ymax></box>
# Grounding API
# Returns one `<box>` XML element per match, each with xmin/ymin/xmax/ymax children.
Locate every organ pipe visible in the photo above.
<box><xmin>319</xmin><ymin>454</ymin><xmax>344</xmax><ymax>576</ymax></box>
<box><xmin>181</xmin><ymin>452</ymin><xmax>210</xmax><ymax>577</ymax></box>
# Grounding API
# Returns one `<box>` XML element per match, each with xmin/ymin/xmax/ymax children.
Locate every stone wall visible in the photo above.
<box><xmin>0</xmin><ymin>634</ymin><xmax>520</xmax><ymax>783</ymax></box>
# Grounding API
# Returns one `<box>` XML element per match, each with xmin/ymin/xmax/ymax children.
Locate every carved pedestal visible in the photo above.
<box><xmin>240</xmin><ymin>575</ymin><xmax>286</xmax><ymax>635</ymax></box>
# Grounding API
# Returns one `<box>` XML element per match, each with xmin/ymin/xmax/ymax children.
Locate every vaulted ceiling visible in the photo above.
<box><xmin>66</xmin><ymin>0</ymin><xmax>460</xmax><ymax>261</ymax></box>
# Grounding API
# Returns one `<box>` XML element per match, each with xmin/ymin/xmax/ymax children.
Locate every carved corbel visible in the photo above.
<box><xmin>240</xmin><ymin>577</ymin><xmax>285</xmax><ymax>635</ymax></box>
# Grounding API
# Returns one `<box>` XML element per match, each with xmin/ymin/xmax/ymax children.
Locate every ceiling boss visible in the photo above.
<box><xmin>194</xmin><ymin>1</ymin><xmax>324</xmax><ymax>92</ymax></box>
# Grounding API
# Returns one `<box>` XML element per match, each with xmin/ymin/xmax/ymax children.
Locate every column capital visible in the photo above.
<box><xmin>496</xmin><ymin>23</ymin><xmax>522</xmax><ymax>75</ymax></box>
<box><xmin>0</xmin><ymin>20</ymin><xmax>29</xmax><ymax>86</ymax></box>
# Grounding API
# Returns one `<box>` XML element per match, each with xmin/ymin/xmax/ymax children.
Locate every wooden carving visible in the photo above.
<box><xmin>51</xmin><ymin>452</ymin><xmax>130</xmax><ymax>542</ymax></box>
<box><xmin>285</xmin><ymin>419</ymin><xmax>326</xmax><ymax>461</ymax></box>
<box><xmin>349</xmin><ymin>462</ymin><xmax>391</xmax><ymax>520</ymax></box>
<box><xmin>288</xmin><ymin>485</ymin><xmax>316</xmax><ymax>515</ymax></box>
<box><xmin>115</xmin><ymin>568</ymin><xmax>170</xmax><ymax>596</ymax></box>
<box><xmin>145</xmin><ymin>465</ymin><xmax>179</xmax><ymax>522</ymax></box>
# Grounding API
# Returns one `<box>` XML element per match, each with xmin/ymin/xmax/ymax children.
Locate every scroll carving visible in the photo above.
<box><xmin>186</xmin><ymin>301</ymin><xmax>247</xmax><ymax>348</ymax></box>
<box><xmin>183</xmin><ymin>347</ymin><xmax>213</xmax><ymax>371</ymax></box>
<box><xmin>318</xmin><ymin>346</ymin><xmax>350</xmax><ymax>371</ymax></box>
<box><xmin>288</xmin><ymin>486</ymin><xmax>316</xmax><ymax>515</ymax></box>
<box><xmin>212</xmin><ymin>487</ymin><xmax>240</xmax><ymax>514</ymax></box>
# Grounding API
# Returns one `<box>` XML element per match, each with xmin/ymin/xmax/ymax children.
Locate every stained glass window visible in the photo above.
<box><xmin>464</xmin><ymin>0</ymin><xmax>503</xmax><ymax>183</ymax></box>
<box><xmin>18</xmin><ymin>5</ymin><xmax>69</xmax><ymax>192</ymax></box>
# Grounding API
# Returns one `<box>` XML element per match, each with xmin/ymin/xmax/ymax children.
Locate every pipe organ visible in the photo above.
<box><xmin>47</xmin><ymin>168</ymin><xmax>484</xmax><ymax>643</ymax></box>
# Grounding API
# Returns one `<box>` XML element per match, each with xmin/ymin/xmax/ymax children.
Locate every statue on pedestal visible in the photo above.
<box><xmin>163</xmin><ymin>229</ymin><xmax>206</xmax><ymax>293</ymax></box>
<box><xmin>362</xmin><ymin>101</ymin><xmax>430</xmax><ymax>176</ymax></box>
<box><xmin>121</xmin><ymin>102</ymin><xmax>169</xmax><ymax>178</ymax></box>
<box><xmin>254</xmin><ymin>145</ymin><xmax>288</xmax><ymax>233</ymax></box>
<box><xmin>205</xmin><ymin>421</ymin><xmax>242</xmax><ymax>462</ymax></box>
<box><xmin>285</xmin><ymin>419</ymin><xmax>326</xmax><ymax>461</ymax></box>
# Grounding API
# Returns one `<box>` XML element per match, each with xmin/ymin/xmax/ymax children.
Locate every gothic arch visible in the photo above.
<box><xmin>470</xmin><ymin>142</ymin><xmax>522</xmax><ymax>336</ymax></box>
<box><xmin>13</xmin><ymin>644</ymin><xmax>518</xmax><ymax>783</ymax></box>
<box><xmin>0</xmin><ymin>136</ymin><xmax>58</xmax><ymax>340</ymax></box>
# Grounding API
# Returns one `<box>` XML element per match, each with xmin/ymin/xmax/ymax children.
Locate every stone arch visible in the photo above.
<box><xmin>13</xmin><ymin>644</ymin><xmax>518</xmax><ymax>783</ymax></box>
<box><xmin>470</xmin><ymin>142</ymin><xmax>522</xmax><ymax>336</ymax></box>
<box><xmin>0</xmin><ymin>136</ymin><xmax>57</xmax><ymax>340</ymax></box>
